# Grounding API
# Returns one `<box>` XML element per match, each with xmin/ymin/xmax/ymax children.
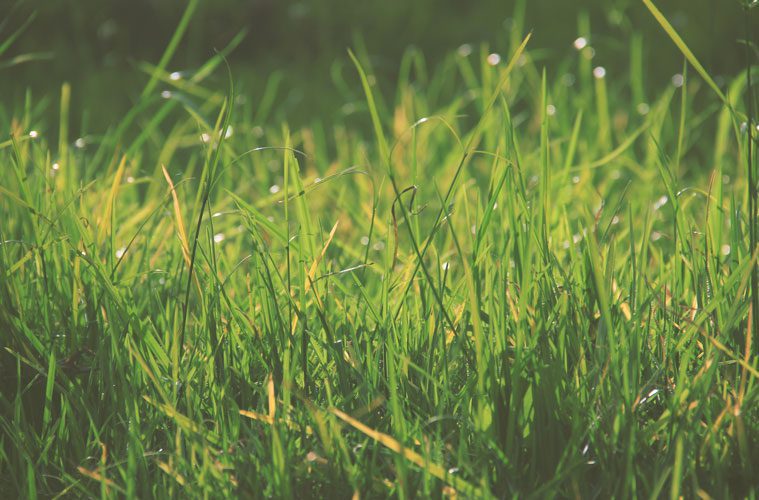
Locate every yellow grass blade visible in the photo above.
<box><xmin>77</xmin><ymin>466</ymin><xmax>122</xmax><ymax>494</ymax></box>
<box><xmin>268</xmin><ymin>373</ymin><xmax>276</xmax><ymax>420</ymax></box>
<box><xmin>329</xmin><ymin>407</ymin><xmax>488</xmax><ymax>498</ymax></box>
<box><xmin>239</xmin><ymin>409</ymin><xmax>273</xmax><ymax>425</ymax></box>
<box><xmin>306</xmin><ymin>220</ymin><xmax>339</xmax><ymax>294</ymax></box>
<box><xmin>704</xmin><ymin>332</ymin><xmax>759</xmax><ymax>379</ymax></box>
<box><xmin>98</xmin><ymin>155</ymin><xmax>127</xmax><ymax>244</ymax></box>
<box><xmin>156</xmin><ymin>460</ymin><xmax>187</xmax><ymax>486</ymax></box>
<box><xmin>161</xmin><ymin>165</ymin><xmax>191</xmax><ymax>268</ymax></box>
<box><xmin>291</xmin><ymin>219</ymin><xmax>340</xmax><ymax>333</ymax></box>
<box><xmin>737</xmin><ymin>304</ymin><xmax>753</xmax><ymax>407</ymax></box>
<box><xmin>239</xmin><ymin>409</ymin><xmax>314</xmax><ymax>435</ymax></box>
<box><xmin>494</xmin><ymin>32</ymin><xmax>532</xmax><ymax>95</ymax></box>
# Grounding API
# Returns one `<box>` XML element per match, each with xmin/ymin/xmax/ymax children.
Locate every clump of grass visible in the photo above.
<box><xmin>1</xmin><ymin>1</ymin><xmax>757</xmax><ymax>498</ymax></box>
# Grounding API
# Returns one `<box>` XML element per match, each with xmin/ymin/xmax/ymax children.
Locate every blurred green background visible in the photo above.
<box><xmin>2</xmin><ymin>0</ymin><xmax>755</xmax><ymax>132</ymax></box>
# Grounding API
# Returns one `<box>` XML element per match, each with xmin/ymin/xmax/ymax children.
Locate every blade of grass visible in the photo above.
<box><xmin>140</xmin><ymin>0</ymin><xmax>200</xmax><ymax>100</ymax></box>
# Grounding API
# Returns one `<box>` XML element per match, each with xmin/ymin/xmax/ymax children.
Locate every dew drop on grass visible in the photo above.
<box><xmin>546</xmin><ymin>104</ymin><xmax>556</xmax><ymax>116</ymax></box>
<box><xmin>213</xmin><ymin>233</ymin><xmax>225</xmax><ymax>243</ymax></box>
<box><xmin>169</xmin><ymin>71</ymin><xmax>181</xmax><ymax>81</ymax></box>
<box><xmin>372</xmin><ymin>241</ymin><xmax>385</xmax><ymax>251</ymax></box>
<box><xmin>593</xmin><ymin>66</ymin><xmax>606</xmax><ymax>79</ymax></box>
<box><xmin>360</xmin><ymin>236</ymin><xmax>369</xmax><ymax>246</ymax></box>
<box><xmin>441</xmin><ymin>262</ymin><xmax>450</xmax><ymax>271</ymax></box>
<box><xmin>200</xmin><ymin>133</ymin><xmax>211</xmax><ymax>143</ymax></box>
<box><xmin>487</xmin><ymin>53</ymin><xmax>501</xmax><ymax>66</ymax></box>
<box><xmin>636</xmin><ymin>103</ymin><xmax>650</xmax><ymax>115</ymax></box>
<box><xmin>224</xmin><ymin>125</ymin><xmax>234</xmax><ymax>138</ymax></box>
<box><xmin>639</xmin><ymin>388</ymin><xmax>660</xmax><ymax>405</ymax></box>
<box><xmin>573</xmin><ymin>37</ymin><xmax>588</xmax><ymax>50</ymax></box>
<box><xmin>126</xmin><ymin>176</ymin><xmax>135</xmax><ymax>183</ymax></box>
<box><xmin>671</xmin><ymin>73</ymin><xmax>684</xmax><ymax>88</ymax></box>
<box><xmin>161</xmin><ymin>90</ymin><xmax>172</xmax><ymax>99</ymax></box>
<box><xmin>720</xmin><ymin>244</ymin><xmax>731</xmax><ymax>256</ymax></box>
<box><xmin>52</xmin><ymin>162</ymin><xmax>60</xmax><ymax>171</ymax></box>
<box><xmin>269</xmin><ymin>184</ymin><xmax>281</xmax><ymax>194</ymax></box>
<box><xmin>650</xmin><ymin>231</ymin><xmax>662</xmax><ymax>242</ymax></box>
<box><xmin>115</xmin><ymin>247</ymin><xmax>126</xmax><ymax>258</ymax></box>
<box><xmin>75</xmin><ymin>137</ymin><xmax>86</xmax><ymax>148</ymax></box>
<box><xmin>29</xmin><ymin>130</ymin><xmax>39</xmax><ymax>138</ymax></box>
<box><xmin>653</xmin><ymin>195</ymin><xmax>668</xmax><ymax>210</ymax></box>
<box><xmin>572</xmin><ymin>176</ymin><xmax>581</xmax><ymax>184</ymax></box>
<box><xmin>611</xmin><ymin>215</ymin><xmax>620</xmax><ymax>225</ymax></box>
<box><xmin>457</xmin><ymin>44</ymin><xmax>472</xmax><ymax>57</ymax></box>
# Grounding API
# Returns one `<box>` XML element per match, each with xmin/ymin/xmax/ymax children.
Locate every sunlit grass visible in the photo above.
<box><xmin>1</xmin><ymin>1</ymin><xmax>757</xmax><ymax>498</ymax></box>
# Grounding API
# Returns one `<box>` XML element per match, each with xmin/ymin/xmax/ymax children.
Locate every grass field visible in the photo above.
<box><xmin>1</xmin><ymin>1</ymin><xmax>757</xmax><ymax>498</ymax></box>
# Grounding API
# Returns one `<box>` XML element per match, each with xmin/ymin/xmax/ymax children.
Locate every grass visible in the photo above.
<box><xmin>1</xmin><ymin>1</ymin><xmax>757</xmax><ymax>497</ymax></box>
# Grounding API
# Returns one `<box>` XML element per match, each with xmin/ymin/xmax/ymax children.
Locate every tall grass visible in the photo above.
<box><xmin>1</xmin><ymin>1</ymin><xmax>757</xmax><ymax>497</ymax></box>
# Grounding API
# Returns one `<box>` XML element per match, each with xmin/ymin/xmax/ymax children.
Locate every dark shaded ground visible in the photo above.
<box><xmin>2</xmin><ymin>0</ymin><xmax>756</xmax><ymax>131</ymax></box>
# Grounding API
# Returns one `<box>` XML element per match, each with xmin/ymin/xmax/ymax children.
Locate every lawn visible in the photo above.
<box><xmin>1</xmin><ymin>0</ymin><xmax>757</xmax><ymax>498</ymax></box>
